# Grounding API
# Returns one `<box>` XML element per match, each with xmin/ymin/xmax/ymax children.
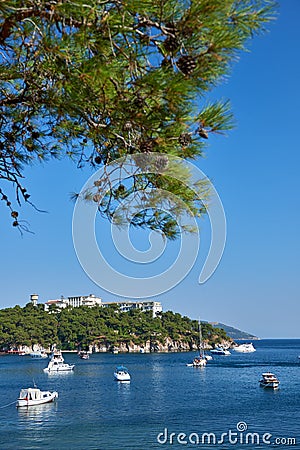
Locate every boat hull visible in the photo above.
<box><xmin>259</xmin><ymin>381</ymin><xmax>280</xmax><ymax>389</ymax></box>
<box><xmin>210</xmin><ymin>350</ymin><xmax>231</xmax><ymax>356</ymax></box>
<box><xmin>44</xmin><ymin>365</ymin><xmax>74</xmax><ymax>372</ymax></box>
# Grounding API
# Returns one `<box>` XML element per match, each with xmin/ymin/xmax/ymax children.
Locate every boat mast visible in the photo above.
<box><xmin>198</xmin><ymin>318</ymin><xmax>203</xmax><ymax>357</ymax></box>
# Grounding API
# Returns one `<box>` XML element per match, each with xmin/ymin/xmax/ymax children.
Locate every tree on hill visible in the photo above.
<box><xmin>0</xmin><ymin>0</ymin><xmax>276</xmax><ymax>236</ymax></box>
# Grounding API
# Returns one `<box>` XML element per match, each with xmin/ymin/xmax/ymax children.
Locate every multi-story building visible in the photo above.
<box><xmin>42</xmin><ymin>293</ymin><xmax>162</xmax><ymax>317</ymax></box>
<box><xmin>101</xmin><ymin>300</ymin><xmax>162</xmax><ymax>317</ymax></box>
<box><xmin>44</xmin><ymin>294</ymin><xmax>102</xmax><ymax>311</ymax></box>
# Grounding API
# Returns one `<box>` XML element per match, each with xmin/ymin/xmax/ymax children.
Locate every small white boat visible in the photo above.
<box><xmin>234</xmin><ymin>343</ymin><xmax>256</xmax><ymax>353</ymax></box>
<box><xmin>210</xmin><ymin>346</ymin><xmax>231</xmax><ymax>356</ymax></box>
<box><xmin>17</xmin><ymin>387</ymin><xmax>58</xmax><ymax>407</ymax></box>
<box><xmin>204</xmin><ymin>354</ymin><xmax>213</xmax><ymax>361</ymax></box>
<box><xmin>187</xmin><ymin>319</ymin><xmax>208</xmax><ymax>367</ymax></box>
<box><xmin>114</xmin><ymin>366</ymin><xmax>131</xmax><ymax>382</ymax></box>
<box><xmin>30</xmin><ymin>350</ymin><xmax>48</xmax><ymax>359</ymax></box>
<box><xmin>259</xmin><ymin>372</ymin><xmax>280</xmax><ymax>389</ymax></box>
<box><xmin>78</xmin><ymin>351</ymin><xmax>89</xmax><ymax>360</ymax></box>
<box><xmin>190</xmin><ymin>356</ymin><xmax>207</xmax><ymax>367</ymax></box>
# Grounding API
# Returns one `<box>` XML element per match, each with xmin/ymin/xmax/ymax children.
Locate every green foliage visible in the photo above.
<box><xmin>0</xmin><ymin>304</ymin><xmax>230</xmax><ymax>350</ymax></box>
<box><xmin>0</xmin><ymin>303</ymin><xmax>58</xmax><ymax>348</ymax></box>
<box><xmin>0</xmin><ymin>0</ymin><xmax>276</xmax><ymax>235</ymax></box>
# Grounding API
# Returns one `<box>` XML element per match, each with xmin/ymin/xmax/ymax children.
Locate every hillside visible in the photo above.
<box><xmin>0</xmin><ymin>304</ymin><xmax>232</xmax><ymax>353</ymax></box>
<box><xmin>209</xmin><ymin>322</ymin><xmax>259</xmax><ymax>341</ymax></box>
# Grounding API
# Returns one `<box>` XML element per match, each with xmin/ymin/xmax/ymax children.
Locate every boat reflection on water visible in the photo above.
<box><xmin>44</xmin><ymin>369</ymin><xmax>75</xmax><ymax>378</ymax></box>
<box><xmin>17</xmin><ymin>401</ymin><xmax>58</xmax><ymax>423</ymax></box>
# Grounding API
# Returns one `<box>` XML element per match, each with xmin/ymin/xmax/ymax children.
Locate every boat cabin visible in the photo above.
<box><xmin>19</xmin><ymin>388</ymin><xmax>47</xmax><ymax>401</ymax></box>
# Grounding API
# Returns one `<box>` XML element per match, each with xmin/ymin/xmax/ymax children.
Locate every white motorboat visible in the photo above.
<box><xmin>259</xmin><ymin>373</ymin><xmax>280</xmax><ymax>389</ymax></box>
<box><xmin>210</xmin><ymin>346</ymin><xmax>231</xmax><ymax>356</ymax></box>
<box><xmin>78</xmin><ymin>351</ymin><xmax>89</xmax><ymax>360</ymax></box>
<box><xmin>17</xmin><ymin>387</ymin><xmax>58</xmax><ymax>407</ymax></box>
<box><xmin>43</xmin><ymin>352</ymin><xmax>74</xmax><ymax>372</ymax></box>
<box><xmin>30</xmin><ymin>350</ymin><xmax>48</xmax><ymax>359</ymax></box>
<box><xmin>234</xmin><ymin>343</ymin><xmax>256</xmax><ymax>353</ymax></box>
<box><xmin>114</xmin><ymin>366</ymin><xmax>131</xmax><ymax>381</ymax></box>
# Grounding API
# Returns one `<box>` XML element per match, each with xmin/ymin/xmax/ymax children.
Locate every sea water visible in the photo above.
<box><xmin>0</xmin><ymin>340</ymin><xmax>299</xmax><ymax>449</ymax></box>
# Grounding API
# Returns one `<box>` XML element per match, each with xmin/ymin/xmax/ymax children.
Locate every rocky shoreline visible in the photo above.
<box><xmin>13</xmin><ymin>338</ymin><xmax>233</xmax><ymax>355</ymax></box>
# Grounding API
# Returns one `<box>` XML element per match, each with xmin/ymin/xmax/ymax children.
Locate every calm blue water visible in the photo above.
<box><xmin>0</xmin><ymin>340</ymin><xmax>299</xmax><ymax>449</ymax></box>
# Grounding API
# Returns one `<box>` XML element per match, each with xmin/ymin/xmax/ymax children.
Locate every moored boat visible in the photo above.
<box><xmin>210</xmin><ymin>346</ymin><xmax>231</xmax><ymax>356</ymax></box>
<box><xmin>17</xmin><ymin>387</ymin><xmax>58</xmax><ymax>407</ymax></box>
<box><xmin>44</xmin><ymin>352</ymin><xmax>74</xmax><ymax>372</ymax></box>
<box><xmin>78</xmin><ymin>351</ymin><xmax>89</xmax><ymax>360</ymax></box>
<box><xmin>234</xmin><ymin>343</ymin><xmax>256</xmax><ymax>353</ymax></box>
<box><xmin>29</xmin><ymin>350</ymin><xmax>48</xmax><ymax>359</ymax></box>
<box><xmin>190</xmin><ymin>356</ymin><xmax>207</xmax><ymax>367</ymax></box>
<box><xmin>186</xmin><ymin>319</ymin><xmax>208</xmax><ymax>368</ymax></box>
<box><xmin>114</xmin><ymin>366</ymin><xmax>131</xmax><ymax>381</ymax></box>
<box><xmin>259</xmin><ymin>372</ymin><xmax>280</xmax><ymax>389</ymax></box>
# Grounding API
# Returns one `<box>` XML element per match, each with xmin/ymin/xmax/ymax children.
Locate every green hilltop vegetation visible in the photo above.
<box><xmin>0</xmin><ymin>303</ymin><xmax>230</xmax><ymax>351</ymax></box>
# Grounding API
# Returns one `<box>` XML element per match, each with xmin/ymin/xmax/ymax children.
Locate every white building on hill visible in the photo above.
<box><xmin>43</xmin><ymin>294</ymin><xmax>162</xmax><ymax>317</ymax></box>
<box><xmin>44</xmin><ymin>294</ymin><xmax>102</xmax><ymax>311</ymax></box>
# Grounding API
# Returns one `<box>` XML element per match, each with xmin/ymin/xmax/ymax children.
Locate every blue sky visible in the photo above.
<box><xmin>1</xmin><ymin>1</ymin><xmax>299</xmax><ymax>338</ymax></box>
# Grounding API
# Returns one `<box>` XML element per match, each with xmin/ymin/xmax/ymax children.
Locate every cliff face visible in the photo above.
<box><xmin>92</xmin><ymin>337</ymin><xmax>232</xmax><ymax>353</ymax></box>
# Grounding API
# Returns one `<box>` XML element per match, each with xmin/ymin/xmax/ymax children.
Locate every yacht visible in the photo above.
<box><xmin>43</xmin><ymin>352</ymin><xmax>74</xmax><ymax>372</ymax></box>
<box><xmin>210</xmin><ymin>346</ymin><xmax>231</xmax><ymax>356</ymax></box>
<box><xmin>114</xmin><ymin>366</ymin><xmax>131</xmax><ymax>381</ymax></box>
<box><xmin>17</xmin><ymin>387</ymin><xmax>58</xmax><ymax>407</ymax></box>
<box><xmin>234</xmin><ymin>343</ymin><xmax>256</xmax><ymax>353</ymax></box>
<box><xmin>29</xmin><ymin>350</ymin><xmax>48</xmax><ymax>359</ymax></box>
<box><xmin>259</xmin><ymin>373</ymin><xmax>280</xmax><ymax>389</ymax></box>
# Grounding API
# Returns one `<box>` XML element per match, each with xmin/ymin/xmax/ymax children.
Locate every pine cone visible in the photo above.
<box><xmin>93</xmin><ymin>194</ymin><xmax>101</xmax><ymax>203</ymax></box>
<box><xmin>94</xmin><ymin>155</ymin><xmax>102</xmax><ymax>164</ymax></box>
<box><xmin>179</xmin><ymin>132</ymin><xmax>192</xmax><ymax>146</ymax></box>
<box><xmin>198</xmin><ymin>128</ymin><xmax>209</xmax><ymax>139</ymax></box>
<box><xmin>140</xmin><ymin>138</ymin><xmax>155</xmax><ymax>153</ymax></box>
<box><xmin>177</xmin><ymin>55</ymin><xmax>197</xmax><ymax>76</ymax></box>
<box><xmin>163</xmin><ymin>36</ymin><xmax>180</xmax><ymax>53</ymax></box>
